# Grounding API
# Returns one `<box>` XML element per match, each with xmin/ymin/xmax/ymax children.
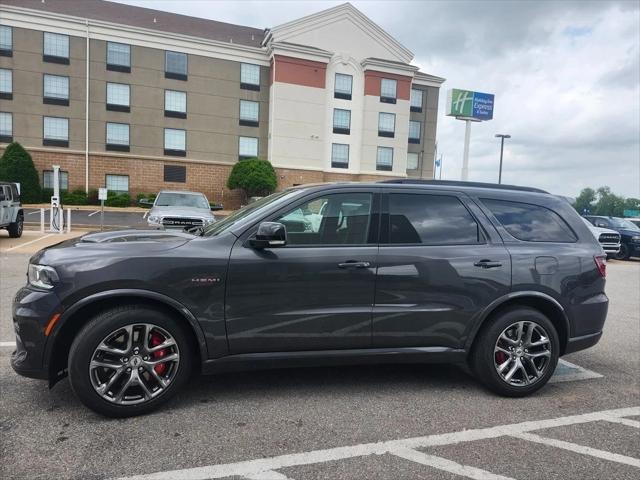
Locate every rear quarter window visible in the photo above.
<box><xmin>481</xmin><ymin>198</ymin><xmax>577</xmax><ymax>242</ymax></box>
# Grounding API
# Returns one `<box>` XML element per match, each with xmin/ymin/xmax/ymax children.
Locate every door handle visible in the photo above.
<box><xmin>474</xmin><ymin>259</ymin><xmax>503</xmax><ymax>269</ymax></box>
<box><xmin>338</xmin><ymin>261</ymin><xmax>371</xmax><ymax>269</ymax></box>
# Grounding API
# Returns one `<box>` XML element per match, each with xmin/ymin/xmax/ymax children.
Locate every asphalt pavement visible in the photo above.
<box><xmin>0</xmin><ymin>254</ymin><xmax>638</xmax><ymax>480</ymax></box>
<box><xmin>23</xmin><ymin>208</ymin><xmax>151</xmax><ymax>230</ymax></box>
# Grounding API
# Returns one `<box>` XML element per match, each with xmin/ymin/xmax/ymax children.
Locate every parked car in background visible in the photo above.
<box><xmin>583</xmin><ymin>215</ymin><xmax>640</xmax><ymax>260</ymax></box>
<box><xmin>0</xmin><ymin>182</ymin><xmax>24</xmax><ymax>238</ymax></box>
<box><xmin>581</xmin><ymin>218</ymin><xmax>621</xmax><ymax>257</ymax></box>
<box><xmin>626</xmin><ymin>217</ymin><xmax>640</xmax><ymax>228</ymax></box>
<box><xmin>142</xmin><ymin>190</ymin><xmax>216</xmax><ymax>230</ymax></box>
<box><xmin>12</xmin><ymin>180</ymin><xmax>609</xmax><ymax>417</ymax></box>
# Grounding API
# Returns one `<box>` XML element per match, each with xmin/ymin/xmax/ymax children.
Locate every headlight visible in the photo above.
<box><xmin>632</xmin><ymin>235</ymin><xmax>640</xmax><ymax>242</ymax></box>
<box><xmin>28</xmin><ymin>264</ymin><xmax>59</xmax><ymax>290</ymax></box>
<box><xmin>204</xmin><ymin>218</ymin><xmax>215</xmax><ymax>225</ymax></box>
<box><xmin>148</xmin><ymin>215</ymin><xmax>161</xmax><ymax>224</ymax></box>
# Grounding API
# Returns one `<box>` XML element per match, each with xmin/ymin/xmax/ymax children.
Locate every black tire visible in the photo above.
<box><xmin>68</xmin><ymin>304</ymin><xmax>193</xmax><ymax>417</ymax></box>
<box><xmin>7</xmin><ymin>213</ymin><xmax>23</xmax><ymax>238</ymax></box>
<box><xmin>614</xmin><ymin>243</ymin><xmax>630</xmax><ymax>261</ymax></box>
<box><xmin>469</xmin><ymin>306</ymin><xmax>559</xmax><ymax>397</ymax></box>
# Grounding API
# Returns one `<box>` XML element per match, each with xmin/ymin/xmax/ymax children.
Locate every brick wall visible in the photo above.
<box><xmin>2</xmin><ymin>147</ymin><xmax>401</xmax><ymax>209</ymax></box>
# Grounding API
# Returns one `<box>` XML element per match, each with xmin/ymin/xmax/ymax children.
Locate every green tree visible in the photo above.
<box><xmin>227</xmin><ymin>158</ymin><xmax>277</xmax><ymax>201</ymax></box>
<box><xmin>623</xmin><ymin>197</ymin><xmax>640</xmax><ymax>214</ymax></box>
<box><xmin>574</xmin><ymin>187</ymin><xmax>596</xmax><ymax>215</ymax></box>
<box><xmin>0</xmin><ymin>142</ymin><xmax>41</xmax><ymax>203</ymax></box>
<box><xmin>594</xmin><ymin>186</ymin><xmax>625</xmax><ymax>217</ymax></box>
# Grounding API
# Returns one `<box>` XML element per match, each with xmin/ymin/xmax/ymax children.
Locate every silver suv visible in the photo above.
<box><xmin>142</xmin><ymin>190</ymin><xmax>216</xmax><ymax>230</ymax></box>
<box><xmin>0</xmin><ymin>182</ymin><xmax>24</xmax><ymax>238</ymax></box>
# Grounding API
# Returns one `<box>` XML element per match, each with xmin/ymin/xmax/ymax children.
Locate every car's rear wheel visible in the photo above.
<box><xmin>7</xmin><ymin>213</ymin><xmax>23</xmax><ymax>238</ymax></box>
<box><xmin>614</xmin><ymin>243</ymin><xmax>630</xmax><ymax>260</ymax></box>
<box><xmin>470</xmin><ymin>307</ymin><xmax>559</xmax><ymax>397</ymax></box>
<box><xmin>68</xmin><ymin>305</ymin><xmax>193</xmax><ymax>417</ymax></box>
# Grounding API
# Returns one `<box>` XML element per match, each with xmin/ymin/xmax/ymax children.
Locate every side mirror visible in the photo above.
<box><xmin>138</xmin><ymin>198</ymin><xmax>153</xmax><ymax>208</ymax></box>
<box><xmin>596</xmin><ymin>222</ymin><xmax>607</xmax><ymax>228</ymax></box>
<box><xmin>249</xmin><ymin>222</ymin><xmax>287</xmax><ymax>249</ymax></box>
<box><xmin>210</xmin><ymin>203</ymin><xmax>224</xmax><ymax>211</ymax></box>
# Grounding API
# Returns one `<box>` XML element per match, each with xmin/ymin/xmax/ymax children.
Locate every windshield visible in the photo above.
<box><xmin>202</xmin><ymin>190</ymin><xmax>296</xmax><ymax>237</ymax></box>
<box><xmin>155</xmin><ymin>192</ymin><xmax>209</xmax><ymax>209</ymax></box>
<box><xmin>610</xmin><ymin>217</ymin><xmax>640</xmax><ymax>230</ymax></box>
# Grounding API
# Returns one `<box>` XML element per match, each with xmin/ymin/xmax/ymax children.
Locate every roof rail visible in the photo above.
<box><xmin>378</xmin><ymin>179</ymin><xmax>549</xmax><ymax>194</ymax></box>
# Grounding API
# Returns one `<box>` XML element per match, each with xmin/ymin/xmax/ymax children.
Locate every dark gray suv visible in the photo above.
<box><xmin>11</xmin><ymin>180</ymin><xmax>609</xmax><ymax>417</ymax></box>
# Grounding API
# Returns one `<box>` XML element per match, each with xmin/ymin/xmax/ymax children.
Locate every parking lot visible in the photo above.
<box><xmin>0</xmin><ymin>248</ymin><xmax>638</xmax><ymax>479</ymax></box>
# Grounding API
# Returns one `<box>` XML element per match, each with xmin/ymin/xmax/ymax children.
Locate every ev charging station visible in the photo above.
<box><xmin>49</xmin><ymin>165</ymin><xmax>64</xmax><ymax>234</ymax></box>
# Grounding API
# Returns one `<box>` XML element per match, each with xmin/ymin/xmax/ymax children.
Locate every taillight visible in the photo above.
<box><xmin>594</xmin><ymin>255</ymin><xmax>607</xmax><ymax>278</ymax></box>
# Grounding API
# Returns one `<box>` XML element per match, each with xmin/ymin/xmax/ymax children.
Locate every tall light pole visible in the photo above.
<box><xmin>495</xmin><ymin>134</ymin><xmax>511</xmax><ymax>184</ymax></box>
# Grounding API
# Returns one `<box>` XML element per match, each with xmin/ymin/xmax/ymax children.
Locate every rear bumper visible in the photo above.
<box><xmin>564</xmin><ymin>331</ymin><xmax>602</xmax><ymax>355</ymax></box>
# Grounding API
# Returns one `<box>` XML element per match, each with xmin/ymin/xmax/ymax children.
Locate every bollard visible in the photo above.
<box><xmin>40</xmin><ymin>208</ymin><xmax>45</xmax><ymax>233</ymax></box>
<box><xmin>67</xmin><ymin>208</ymin><xmax>71</xmax><ymax>233</ymax></box>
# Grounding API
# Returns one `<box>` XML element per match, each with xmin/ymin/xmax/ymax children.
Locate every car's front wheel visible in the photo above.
<box><xmin>470</xmin><ymin>307</ymin><xmax>559</xmax><ymax>397</ymax></box>
<box><xmin>68</xmin><ymin>305</ymin><xmax>193</xmax><ymax>417</ymax></box>
<box><xmin>614</xmin><ymin>243</ymin><xmax>630</xmax><ymax>260</ymax></box>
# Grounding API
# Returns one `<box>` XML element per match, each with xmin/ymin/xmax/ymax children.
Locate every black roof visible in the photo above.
<box><xmin>379</xmin><ymin>179</ymin><xmax>549</xmax><ymax>194</ymax></box>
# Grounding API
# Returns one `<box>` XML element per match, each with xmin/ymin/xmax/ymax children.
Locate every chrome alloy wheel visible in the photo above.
<box><xmin>493</xmin><ymin>320</ymin><xmax>552</xmax><ymax>387</ymax></box>
<box><xmin>89</xmin><ymin>323</ymin><xmax>180</xmax><ymax>405</ymax></box>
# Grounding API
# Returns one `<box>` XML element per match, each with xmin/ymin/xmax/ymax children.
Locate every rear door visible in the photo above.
<box><xmin>0</xmin><ymin>186</ymin><xmax>10</xmax><ymax>225</ymax></box>
<box><xmin>373</xmin><ymin>189</ymin><xmax>511</xmax><ymax>349</ymax></box>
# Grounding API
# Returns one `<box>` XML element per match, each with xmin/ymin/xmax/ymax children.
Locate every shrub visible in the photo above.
<box><xmin>104</xmin><ymin>191</ymin><xmax>131</xmax><ymax>207</ymax></box>
<box><xmin>0</xmin><ymin>142</ymin><xmax>42</xmax><ymax>203</ymax></box>
<box><xmin>62</xmin><ymin>189</ymin><xmax>88</xmax><ymax>205</ymax></box>
<box><xmin>226</xmin><ymin>158</ymin><xmax>277</xmax><ymax>200</ymax></box>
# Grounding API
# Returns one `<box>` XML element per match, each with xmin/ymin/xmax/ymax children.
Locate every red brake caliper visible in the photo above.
<box><xmin>495</xmin><ymin>351</ymin><xmax>507</xmax><ymax>364</ymax></box>
<box><xmin>150</xmin><ymin>332</ymin><xmax>168</xmax><ymax>375</ymax></box>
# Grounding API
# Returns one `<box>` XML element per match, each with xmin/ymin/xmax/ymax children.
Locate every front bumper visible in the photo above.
<box><xmin>10</xmin><ymin>286</ymin><xmax>61</xmax><ymax>381</ymax></box>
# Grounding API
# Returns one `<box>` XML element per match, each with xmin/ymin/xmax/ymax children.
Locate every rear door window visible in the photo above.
<box><xmin>387</xmin><ymin>193</ymin><xmax>482</xmax><ymax>245</ymax></box>
<box><xmin>482</xmin><ymin>198</ymin><xmax>577</xmax><ymax>242</ymax></box>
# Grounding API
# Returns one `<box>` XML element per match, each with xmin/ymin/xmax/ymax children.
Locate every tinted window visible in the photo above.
<box><xmin>388</xmin><ymin>194</ymin><xmax>480</xmax><ymax>245</ymax></box>
<box><xmin>482</xmin><ymin>199</ymin><xmax>577</xmax><ymax>242</ymax></box>
<box><xmin>276</xmin><ymin>193</ymin><xmax>373</xmax><ymax>246</ymax></box>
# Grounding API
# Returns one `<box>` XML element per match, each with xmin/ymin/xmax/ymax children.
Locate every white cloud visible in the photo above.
<box><xmin>112</xmin><ymin>0</ymin><xmax>640</xmax><ymax>197</ymax></box>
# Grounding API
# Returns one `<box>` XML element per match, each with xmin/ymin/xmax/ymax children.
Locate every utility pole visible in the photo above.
<box><xmin>495</xmin><ymin>134</ymin><xmax>511</xmax><ymax>184</ymax></box>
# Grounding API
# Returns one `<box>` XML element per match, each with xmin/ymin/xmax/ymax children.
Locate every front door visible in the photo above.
<box><xmin>373</xmin><ymin>190</ymin><xmax>511</xmax><ymax>349</ymax></box>
<box><xmin>225</xmin><ymin>189</ymin><xmax>380</xmax><ymax>353</ymax></box>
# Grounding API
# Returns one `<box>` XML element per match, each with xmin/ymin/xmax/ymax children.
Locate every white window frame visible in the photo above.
<box><xmin>378</xmin><ymin>112</ymin><xmax>396</xmax><ymax>135</ymax></box>
<box><xmin>0</xmin><ymin>112</ymin><xmax>12</xmax><ymax>138</ymax></box>
<box><xmin>0</xmin><ymin>68</ymin><xmax>12</xmax><ymax>94</ymax></box>
<box><xmin>239</xmin><ymin>136</ymin><xmax>258</xmax><ymax>158</ymax></box>
<box><xmin>240</xmin><ymin>63</ymin><xmax>260</xmax><ymax>87</ymax></box>
<box><xmin>239</xmin><ymin>100</ymin><xmax>259</xmax><ymax>124</ymax></box>
<box><xmin>409</xmin><ymin>120</ymin><xmax>421</xmax><ymax>142</ymax></box>
<box><xmin>106</xmin><ymin>122</ymin><xmax>130</xmax><ymax>146</ymax></box>
<box><xmin>376</xmin><ymin>146</ymin><xmax>393</xmax><ymax>171</ymax></box>
<box><xmin>407</xmin><ymin>152</ymin><xmax>419</xmax><ymax>170</ymax></box>
<box><xmin>43</xmin><ymin>32</ymin><xmax>69</xmax><ymax>59</ymax></box>
<box><xmin>43</xmin><ymin>116</ymin><xmax>69</xmax><ymax>141</ymax></box>
<box><xmin>331</xmin><ymin>143</ymin><xmax>349</xmax><ymax>168</ymax></box>
<box><xmin>105</xmin><ymin>174</ymin><xmax>129</xmax><ymax>193</ymax></box>
<box><xmin>164</xmin><ymin>128</ymin><xmax>186</xmax><ymax>152</ymax></box>
<box><xmin>106</xmin><ymin>82</ymin><xmax>130</xmax><ymax>107</ymax></box>
<box><xmin>107</xmin><ymin>42</ymin><xmax>131</xmax><ymax>68</ymax></box>
<box><xmin>165</xmin><ymin>51</ymin><xmax>187</xmax><ymax>77</ymax></box>
<box><xmin>411</xmin><ymin>88</ymin><xmax>423</xmax><ymax>110</ymax></box>
<box><xmin>0</xmin><ymin>25</ymin><xmax>12</xmax><ymax>52</ymax></box>
<box><xmin>165</xmin><ymin>90</ymin><xmax>187</xmax><ymax>114</ymax></box>
<box><xmin>43</xmin><ymin>74</ymin><xmax>69</xmax><ymax>100</ymax></box>
<box><xmin>380</xmin><ymin>78</ymin><xmax>397</xmax><ymax>100</ymax></box>
<box><xmin>43</xmin><ymin>170</ymin><xmax>69</xmax><ymax>190</ymax></box>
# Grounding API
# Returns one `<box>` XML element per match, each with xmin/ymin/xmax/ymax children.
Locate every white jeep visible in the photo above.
<box><xmin>0</xmin><ymin>182</ymin><xmax>24</xmax><ymax>238</ymax></box>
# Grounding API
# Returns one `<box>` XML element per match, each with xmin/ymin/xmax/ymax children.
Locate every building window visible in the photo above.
<box><xmin>380</xmin><ymin>78</ymin><xmax>397</xmax><ymax>104</ymax></box>
<box><xmin>377</xmin><ymin>146</ymin><xmax>393</xmax><ymax>171</ymax></box>
<box><xmin>378</xmin><ymin>112</ymin><xmax>395</xmax><ymax>138</ymax></box>
<box><xmin>43</xmin><ymin>170</ymin><xmax>69</xmax><ymax>190</ymax></box>
<box><xmin>43</xmin><ymin>116</ymin><xmax>69</xmax><ymax>147</ymax></box>
<box><xmin>0</xmin><ymin>25</ymin><xmax>12</xmax><ymax>57</ymax></box>
<box><xmin>331</xmin><ymin>143</ymin><xmax>349</xmax><ymax>169</ymax></box>
<box><xmin>164</xmin><ymin>128</ymin><xmax>186</xmax><ymax>156</ymax></box>
<box><xmin>106</xmin><ymin>42</ymin><xmax>131</xmax><ymax>72</ymax></box>
<box><xmin>106</xmin><ymin>122</ymin><xmax>130</xmax><ymax>152</ymax></box>
<box><xmin>239</xmin><ymin>100</ymin><xmax>259</xmax><ymax>127</ymax></box>
<box><xmin>0</xmin><ymin>112</ymin><xmax>12</xmax><ymax>143</ymax></box>
<box><xmin>239</xmin><ymin>136</ymin><xmax>258</xmax><ymax>159</ymax></box>
<box><xmin>165</xmin><ymin>51</ymin><xmax>187</xmax><ymax>80</ymax></box>
<box><xmin>333</xmin><ymin>109</ymin><xmax>351</xmax><ymax>134</ymax></box>
<box><xmin>407</xmin><ymin>152</ymin><xmax>419</xmax><ymax>170</ymax></box>
<box><xmin>0</xmin><ymin>68</ymin><xmax>11</xmax><ymax>100</ymax></box>
<box><xmin>106</xmin><ymin>82</ymin><xmax>130</xmax><ymax>112</ymax></box>
<box><xmin>240</xmin><ymin>63</ymin><xmax>260</xmax><ymax>91</ymax></box>
<box><xmin>334</xmin><ymin>73</ymin><xmax>353</xmax><ymax>100</ymax></box>
<box><xmin>43</xmin><ymin>32</ymin><xmax>69</xmax><ymax>64</ymax></box>
<box><xmin>409</xmin><ymin>120</ymin><xmax>421</xmax><ymax>144</ymax></box>
<box><xmin>105</xmin><ymin>174</ymin><xmax>129</xmax><ymax>193</ymax></box>
<box><xmin>164</xmin><ymin>165</ymin><xmax>186</xmax><ymax>183</ymax></box>
<box><xmin>43</xmin><ymin>74</ymin><xmax>69</xmax><ymax>105</ymax></box>
<box><xmin>410</xmin><ymin>88</ymin><xmax>423</xmax><ymax>112</ymax></box>
<box><xmin>165</xmin><ymin>90</ymin><xmax>187</xmax><ymax>118</ymax></box>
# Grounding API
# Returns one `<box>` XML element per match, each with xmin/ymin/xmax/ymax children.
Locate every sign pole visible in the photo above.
<box><xmin>98</xmin><ymin>187</ymin><xmax>107</xmax><ymax>231</ymax></box>
<box><xmin>461</xmin><ymin>120</ymin><xmax>471</xmax><ymax>181</ymax></box>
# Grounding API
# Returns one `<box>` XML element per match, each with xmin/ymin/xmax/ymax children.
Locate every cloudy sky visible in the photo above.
<box><xmin>114</xmin><ymin>0</ymin><xmax>640</xmax><ymax>198</ymax></box>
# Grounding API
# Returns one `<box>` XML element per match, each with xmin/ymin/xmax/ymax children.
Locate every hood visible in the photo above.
<box><xmin>589</xmin><ymin>225</ymin><xmax>619</xmax><ymax>236</ymax></box>
<box><xmin>31</xmin><ymin>229</ymin><xmax>194</xmax><ymax>266</ymax></box>
<box><xmin>149</xmin><ymin>206</ymin><xmax>214</xmax><ymax>219</ymax></box>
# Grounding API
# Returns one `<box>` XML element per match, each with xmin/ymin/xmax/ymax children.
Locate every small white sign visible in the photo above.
<box><xmin>98</xmin><ymin>188</ymin><xmax>108</xmax><ymax>201</ymax></box>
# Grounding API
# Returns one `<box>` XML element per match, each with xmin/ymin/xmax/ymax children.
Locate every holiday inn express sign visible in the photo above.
<box><xmin>446</xmin><ymin>88</ymin><xmax>495</xmax><ymax>121</ymax></box>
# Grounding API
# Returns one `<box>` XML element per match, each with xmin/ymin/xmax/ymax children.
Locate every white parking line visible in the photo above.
<box><xmin>602</xmin><ymin>416</ymin><xmax>640</xmax><ymax>428</ymax></box>
<box><xmin>114</xmin><ymin>406</ymin><xmax>640</xmax><ymax>480</ymax></box>
<box><xmin>512</xmin><ymin>432</ymin><xmax>640</xmax><ymax>468</ymax></box>
<box><xmin>0</xmin><ymin>341</ymin><xmax>16</xmax><ymax>348</ymax></box>
<box><xmin>87</xmin><ymin>210</ymin><xmax>101</xmax><ymax>217</ymax></box>
<box><xmin>4</xmin><ymin>234</ymin><xmax>53</xmax><ymax>252</ymax></box>
<box><xmin>27</xmin><ymin>210</ymin><xmax>40</xmax><ymax>215</ymax></box>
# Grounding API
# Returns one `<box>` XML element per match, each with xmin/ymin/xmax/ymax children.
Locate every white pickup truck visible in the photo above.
<box><xmin>0</xmin><ymin>181</ymin><xmax>24</xmax><ymax>238</ymax></box>
<box><xmin>582</xmin><ymin>217</ymin><xmax>620</xmax><ymax>257</ymax></box>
